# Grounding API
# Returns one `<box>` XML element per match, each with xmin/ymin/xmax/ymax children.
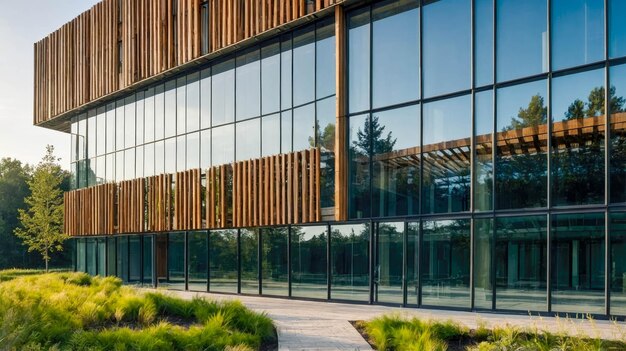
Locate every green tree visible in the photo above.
<box><xmin>509</xmin><ymin>94</ymin><xmax>547</xmax><ymax>129</ymax></box>
<box><xmin>565</xmin><ymin>99</ymin><xmax>586</xmax><ymax>120</ymax></box>
<box><xmin>14</xmin><ymin>145</ymin><xmax>67</xmax><ymax>272</ymax></box>
<box><xmin>0</xmin><ymin>159</ymin><xmax>32</xmax><ymax>268</ymax></box>
<box><xmin>353</xmin><ymin>115</ymin><xmax>396</xmax><ymax>155</ymax></box>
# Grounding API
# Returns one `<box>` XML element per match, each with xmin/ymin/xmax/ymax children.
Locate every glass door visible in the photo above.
<box><xmin>375</xmin><ymin>222</ymin><xmax>404</xmax><ymax>305</ymax></box>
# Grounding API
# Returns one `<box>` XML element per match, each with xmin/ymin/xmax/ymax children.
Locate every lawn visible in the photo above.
<box><xmin>0</xmin><ymin>270</ymin><xmax>275</xmax><ymax>350</ymax></box>
<box><xmin>355</xmin><ymin>314</ymin><xmax>626</xmax><ymax>351</ymax></box>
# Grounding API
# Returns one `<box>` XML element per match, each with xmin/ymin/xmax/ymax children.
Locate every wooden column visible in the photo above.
<box><xmin>334</xmin><ymin>4</ymin><xmax>347</xmax><ymax>221</ymax></box>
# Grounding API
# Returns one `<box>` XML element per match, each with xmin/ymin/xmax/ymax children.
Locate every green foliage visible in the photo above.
<box><xmin>14</xmin><ymin>146</ymin><xmax>68</xmax><ymax>271</ymax></box>
<box><xmin>509</xmin><ymin>94</ymin><xmax>548</xmax><ymax>129</ymax></box>
<box><xmin>0</xmin><ymin>271</ymin><xmax>275</xmax><ymax>350</ymax></box>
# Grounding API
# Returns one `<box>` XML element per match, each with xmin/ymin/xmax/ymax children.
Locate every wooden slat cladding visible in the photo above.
<box><xmin>117</xmin><ymin>179</ymin><xmax>145</xmax><ymax>233</ymax></box>
<box><xmin>34</xmin><ymin>0</ymin><xmax>339</xmax><ymax>125</ymax></box>
<box><xmin>146</xmin><ymin>174</ymin><xmax>173</xmax><ymax>232</ymax></box>
<box><xmin>174</xmin><ymin>169</ymin><xmax>203</xmax><ymax>230</ymax></box>
<box><xmin>64</xmin><ymin>183</ymin><xmax>115</xmax><ymax>236</ymax></box>
<box><xmin>205</xmin><ymin>165</ymin><xmax>231</xmax><ymax>229</ymax></box>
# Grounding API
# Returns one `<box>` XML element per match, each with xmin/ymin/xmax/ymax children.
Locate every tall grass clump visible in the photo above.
<box><xmin>0</xmin><ymin>270</ymin><xmax>275</xmax><ymax>350</ymax></box>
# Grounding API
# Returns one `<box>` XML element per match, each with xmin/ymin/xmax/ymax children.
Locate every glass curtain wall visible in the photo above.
<box><xmin>166</xmin><ymin>232</ymin><xmax>186</xmax><ymax>290</ymax></box>
<box><xmin>209</xmin><ymin>229</ymin><xmax>238</xmax><ymax>294</ymax></box>
<box><xmin>330</xmin><ymin>223</ymin><xmax>370</xmax><ymax>301</ymax></box>
<box><xmin>188</xmin><ymin>231</ymin><xmax>208</xmax><ymax>291</ymax></box>
<box><xmin>240</xmin><ymin>229</ymin><xmax>260</xmax><ymax>294</ymax></box>
<box><xmin>261</xmin><ymin>227</ymin><xmax>289</xmax><ymax>296</ymax></box>
<box><xmin>291</xmin><ymin>225</ymin><xmax>328</xmax><ymax>299</ymax></box>
<box><xmin>375</xmin><ymin>222</ymin><xmax>404</xmax><ymax>304</ymax></box>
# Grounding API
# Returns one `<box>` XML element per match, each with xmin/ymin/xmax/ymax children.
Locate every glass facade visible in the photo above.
<box><xmin>68</xmin><ymin>0</ymin><xmax>626</xmax><ymax>317</ymax></box>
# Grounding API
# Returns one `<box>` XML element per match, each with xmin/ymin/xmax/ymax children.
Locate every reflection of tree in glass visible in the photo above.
<box><xmin>565</xmin><ymin>86</ymin><xmax>625</xmax><ymax>120</ymax></box>
<box><xmin>352</xmin><ymin>115</ymin><xmax>397</xmax><ymax>156</ymax></box>
<box><xmin>507</xmin><ymin>94</ymin><xmax>547</xmax><ymax>130</ymax></box>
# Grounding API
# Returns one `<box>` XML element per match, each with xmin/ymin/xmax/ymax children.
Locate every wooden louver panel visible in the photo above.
<box><xmin>64</xmin><ymin>183</ymin><xmax>115</xmax><ymax>236</ymax></box>
<box><xmin>146</xmin><ymin>174</ymin><xmax>173</xmax><ymax>232</ymax></box>
<box><xmin>117</xmin><ymin>179</ymin><xmax>145</xmax><ymax>233</ymax></box>
<box><xmin>34</xmin><ymin>0</ymin><xmax>339</xmax><ymax>125</ymax></box>
<box><xmin>174</xmin><ymin>169</ymin><xmax>203</xmax><ymax>230</ymax></box>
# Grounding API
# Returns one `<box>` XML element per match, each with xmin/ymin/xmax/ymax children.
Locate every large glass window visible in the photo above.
<box><xmin>348</xmin><ymin>8</ymin><xmax>370</xmax><ymax>113</ymax></box>
<box><xmin>611</xmin><ymin>212</ymin><xmax>626</xmax><ymax>315</ymax></box>
<box><xmin>375</xmin><ymin>222</ymin><xmax>404</xmax><ymax>305</ymax></box>
<box><xmin>200</xmin><ymin>129</ymin><xmax>211</xmax><ymax>170</ymax></box>
<box><xmin>423</xmin><ymin>0</ymin><xmax>470</xmax><ymax>97</ymax></box>
<box><xmin>165</xmin><ymin>138</ymin><xmax>176</xmax><ymax>174</ymax></box>
<box><xmin>167</xmin><ymin>232</ymin><xmax>186</xmax><ymax>290</ymax></box>
<box><xmin>261</xmin><ymin>41</ymin><xmax>280</xmax><ymax>115</ymax></box>
<box><xmin>124</xmin><ymin>96</ymin><xmax>136</xmax><ymax>149</ymax></box>
<box><xmin>188</xmin><ymin>231</ymin><xmax>208</xmax><ymax>292</ymax></box>
<box><xmin>86</xmin><ymin>239</ymin><xmax>96</xmax><ymax>276</ymax></box>
<box><xmin>107</xmin><ymin>237</ymin><xmax>116</xmax><ymax>276</ymax></box>
<box><xmin>77</xmin><ymin>239</ymin><xmax>86</xmax><ymax>273</ymax></box>
<box><xmin>293</xmin><ymin>26</ymin><xmax>315</xmax><ymax>106</ymax></box>
<box><xmin>496</xmin><ymin>0</ymin><xmax>547</xmax><ymax>82</ymax></box>
<box><xmin>551</xmin><ymin>0</ymin><xmax>604</xmax><ymax>70</ymax></box>
<box><xmin>117</xmin><ymin>236</ymin><xmax>129</xmax><ymax>282</ymax></box>
<box><xmin>164</xmin><ymin>80</ymin><xmax>177</xmax><ymax>138</ymax></box>
<box><xmin>551</xmin><ymin>213</ymin><xmax>605</xmax><ymax>314</ymax></box>
<box><xmin>155</xmin><ymin>84</ymin><xmax>165</xmax><ymax>140</ymax></box>
<box><xmin>317</xmin><ymin>97</ymin><xmax>336</xmax><ymax>208</ymax></box>
<box><xmin>330</xmin><ymin>223</ymin><xmax>370</xmax><ymax>301</ymax></box>
<box><xmin>496</xmin><ymin>80</ymin><xmax>548</xmax><ymax>209</ymax></box>
<box><xmin>610</xmin><ymin>64</ymin><xmax>626</xmax><ymax>203</ymax></box>
<box><xmin>176</xmin><ymin>135</ymin><xmax>186</xmax><ymax>172</ymax></box>
<box><xmin>236</xmin><ymin>48</ymin><xmax>261</xmax><ymax>121</ymax></box>
<box><xmin>609</xmin><ymin>0</ymin><xmax>626</xmax><ymax>59</ymax></box>
<box><xmin>143</xmin><ymin>235</ymin><xmax>153</xmax><ymax>286</ymax></box>
<box><xmin>421</xmin><ymin>219</ymin><xmax>471</xmax><ymax>308</ymax></box>
<box><xmin>281</xmin><ymin>34</ymin><xmax>293</xmax><ymax>110</ymax></box>
<box><xmin>474</xmin><ymin>219</ymin><xmax>493</xmax><ymax>310</ymax></box>
<box><xmin>495</xmin><ymin>216</ymin><xmax>547</xmax><ymax>311</ymax></box>
<box><xmin>261</xmin><ymin>227</ymin><xmax>288</xmax><ymax>296</ymax></box>
<box><xmin>129</xmin><ymin>236</ymin><xmax>142</xmax><ymax>283</ymax></box>
<box><xmin>316</xmin><ymin>19</ymin><xmax>335</xmax><ymax>99</ymax></box>
<box><xmin>212</xmin><ymin>59</ymin><xmax>235</xmax><ymax>126</ymax></box>
<box><xmin>372</xmin><ymin>0</ymin><xmax>419</xmax><ymax>108</ymax></box>
<box><xmin>422</xmin><ymin>95</ymin><xmax>471</xmax><ymax>214</ymax></box>
<box><xmin>236</xmin><ymin>119</ymin><xmax>261</xmax><ymax>161</ymax></box>
<box><xmin>176</xmin><ymin>76</ymin><xmax>186</xmax><ymax>134</ymax></box>
<box><xmin>349</xmin><ymin>114</ymin><xmax>371</xmax><ymax>218</ymax></box>
<box><xmin>87</xmin><ymin>111</ymin><xmax>96</xmax><ymax>158</ymax></box>
<box><xmin>293</xmin><ymin>103</ymin><xmax>315</xmax><ymax>152</ymax></box>
<box><xmin>372</xmin><ymin>105</ymin><xmax>420</xmax><ymax>217</ymax></box>
<box><xmin>475</xmin><ymin>90</ymin><xmax>494</xmax><ymax>211</ymax></box>
<box><xmin>281</xmin><ymin>111</ymin><xmax>293</xmax><ymax>153</ymax></box>
<box><xmin>240</xmin><ymin>229</ymin><xmax>259</xmax><ymax>294</ymax></box>
<box><xmin>187</xmin><ymin>72</ymin><xmax>200</xmax><ymax>132</ymax></box>
<box><xmin>406</xmin><ymin>222</ymin><xmax>419</xmax><ymax>305</ymax></box>
<box><xmin>96</xmin><ymin>108</ymin><xmax>105</xmax><ymax>156</ymax></box>
<box><xmin>262</xmin><ymin>114</ymin><xmax>280</xmax><ymax>157</ymax></box>
<box><xmin>212</xmin><ymin>125</ymin><xmax>234</xmax><ymax>166</ymax></box>
<box><xmin>209</xmin><ymin>229</ymin><xmax>238</xmax><ymax>294</ymax></box>
<box><xmin>145</xmin><ymin>88</ymin><xmax>155</xmax><ymax>143</ymax></box>
<box><xmin>551</xmin><ymin>69</ymin><xmax>605</xmax><ymax>206</ymax></box>
<box><xmin>474</xmin><ymin>0</ymin><xmax>493</xmax><ymax>87</ymax></box>
<box><xmin>200</xmin><ymin>68</ymin><xmax>211</xmax><ymax>129</ymax></box>
<box><xmin>291</xmin><ymin>225</ymin><xmax>328</xmax><ymax>299</ymax></box>
<box><xmin>97</xmin><ymin>238</ymin><xmax>106</xmax><ymax>277</ymax></box>
<box><xmin>136</xmin><ymin>92</ymin><xmax>145</xmax><ymax>146</ymax></box>
<box><xmin>187</xmin><ymin>132</ymin><xmax>200</xmax><ymax>170</ymax></box>
<box><xmin>106</xmin><ymin>104</ymin><xmax>116</xmax><ymax>154</ymax></box>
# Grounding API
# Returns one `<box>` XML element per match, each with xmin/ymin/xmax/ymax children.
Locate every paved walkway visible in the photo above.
<box><xmin>159</xmin><ymin>290</ymin><xmax>626</xmax><ymax>350</ymax></box>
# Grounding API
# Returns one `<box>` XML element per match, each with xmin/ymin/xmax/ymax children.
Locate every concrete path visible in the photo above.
<box><xmin>160</xmin><ymin>290</ymin><xmax>626</xmax><ymax>350</ymax></box>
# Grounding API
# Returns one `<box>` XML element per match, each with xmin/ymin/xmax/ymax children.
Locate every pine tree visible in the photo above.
<box><xmin>14</xmin><ymin>145</ymin><xmax>67</xmax><ymax>272</ymax></box>
<box><xmin>509</xmin><ymin>94</ymin><xmax>547</xmax><ymax>130</ymax></box>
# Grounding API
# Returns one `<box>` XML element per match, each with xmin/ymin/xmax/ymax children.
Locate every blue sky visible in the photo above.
<box><xmin>0</xmin><ymin>0</ymin><xmax>99</xmax><ymax>168</ymax></box>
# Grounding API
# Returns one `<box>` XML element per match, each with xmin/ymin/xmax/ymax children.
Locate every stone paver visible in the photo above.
<box><xmin>158</xmin><ymin>290</ymin><xmax>626</xmax><ymax>350</ymax></box>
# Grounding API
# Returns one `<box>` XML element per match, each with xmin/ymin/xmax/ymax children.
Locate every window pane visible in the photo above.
<box><xmin>262</xmin><ymin>41</ymin><xmax>280</xmax><ymax>115</ymax></box>
<box><xmin>375</xmin><ymin>222</ymin><xmax>404</xmax><ymax>304</ymax></box>
<box><xmin>106</xmin><ymin>104</ymin><xmax>116</xmax><ymax>154</ymax></box>
<box><xmin>165</xmin><ymin>137</ymin><xmax>176</xmax><ymax>174</ymax></box>
<box><xmin>107</xmin><ymin>237</ymin><xmax>116</xmax><ymax>276</ymax></box>
<box><xmin>116</xmin><ymin>101</ymin><xmax>125</xmax><ymax>151</ymax></box>
<box><xmin>609</xmin><ymin>0</ymin><xmax>626</xmax><ymax>59</ymax></box>
<box><xmin>551</xmin><ymin>213</ymin><xmax>605</xmax><ymax>314</ymax></box>
<box><xmin>406</xmin><ymin>222</ymin><xmax>418</xmax><ymax>305</ymax></box>
<box><xmin>106</xmin><ymin>154</ymin><xmax>115</xmax><ymax>183</ymax></box>
<box><xmin>497</xmin><ymin>0</ymin><xmax>548</xmax><ymax>82</ymax></box>
<box><xmin>200</xmin><ymin>68</ymin><xmax>211</xmax><ymax>129</ymax></box>
<box><xmin>281</xmin><ymin>34</ymin><xmax>293</xmax><ymax>110</ymax></box>
<box><xmin>475</xmin><ymin>0</ymin><xmax>494</xmax><ymax>87</ymax></box>
<box><xmin>143</xmin><ymin>235</ymin><xmax>153</xmax><ymax>285</ymax></box>
<box><xmin>167</xmin><ymin>232</ymin><xmax>186</xmax><ymax>290</ymax></box>
<box><xmin>187</xmin><ymin>132</ymin><xmax>200</xmax><ymax>170</ymax></box>
<box><xmin>474</xmin><ymin>218</ymin><xmax>493</xmax><ymax>310</ymax></box>
<box><xmin>281</xmin><ymin>111</ymin><xmax>293</xmax><ymax>153</ymax></box>
<box><xmin>136</xmin><ymin>92</ymin><xmax>144</xmax><ymax>145</ymax></box>
<box><xmin>610</xmin><ymin>212</ymin><xmax>626</xmax><ymax>315</ymax></box>
<box><xmin>125</xmin><ymin>148</ymin><xmax>135</xmax><ymax>180</ymax></box>
<box><xmin>551</xmin><ymin>69</ymin><xmax>605</xmax><ymax>206</ymax></box>
<box><xmin>610</xmin><ymin>64</ymin><xmax>626</xmax><ymax>203</ymax></box>
<box><xmin>236</xmin><ymin>118</ymin><xmax>261</xmax><ymax>161</ymax></box>
<box><xmin>291</xmin><ymin>225</ymin><xmax>328</xmax><ymax>299</ymax></box>
<box><xmin>212</xmin><ymin>125</ymin><xmax>234</xmax><ymax>166</ymax></box>
<box><xmin>125</xmin><ymin>96</ymin><xmax>136</xmax><ymax>149</ymax></box>
<box><xmin>316</xmin><ymin>18</ymin><xmax>336</xmax><ymax>99</ymax></box>
<box><xmin>422</xmin><ymin>95</ymin><xmax>471</xmax><ymax>214</ymax></box>
<box><xmin>187</xmin><ymin>72</ymin><xmax>200</xmax><ymax>132</ymax></box>
<box><xmin>240</xmin><ymin>228</ymin><xmax>259</xmax><ymax>294</ymax></box>
<box><xmin>96</xmin><ymin>107</ymin><xmax>106</xmax><ymax>156</ymax></box>
<box><xmin>87</xmin><ymin>111</ymin><xmax>96</xmax><ymax>158</ymax></box>
<box><xmin>117</xmin><ymin>236</ymin><xmax>129</xmax><ymax>282</ymax></box>
<box><xmin>144</xmin><ymin>142</ymin><xmax>154</xmax><ymax>177</ymax></box>
<box><xmin>176</xmin><ymin>76</ymin><xmax>186</xmax><ymax>135</ymax></box>
<box><xmin>236</xmin><ymin>48</ymin><xmax>261</xmax><ymax>120</ymax></box>
<box><xmin>372</xmin><ymin>104</ymin><xmax>420</xmax><ymax>217</ymax></box>
<box><xmin>96</xmin><ymin>156</ymin><xmax>105</xmax><ymax>185</ymax></box>
<box><xmin>165</xmin><ymin>80</ymin><xmax>177</xmax><ymax>138</ymax></box>
<box><xmin>317</xmin><ymin>97</ymin><xmax>336</xmax><ymax>208</ymax></box>
<box><xmin>200</xmin><ymin>129</ymin><xmax>211</xmax><ymax>170</ymax></box>
<box><xmin>261</xmin><ymin>227</ymin><xmax>288</xmax><ymax>296</ymax></box>
<box><xmin>495</xmin><ymin>215</ymin><xmax>547</xmax><ymax>311</ymax></box>
<box><xmin>176</xmin><ymin>136</ymin><xmax>185</xmax><ymax>172</ymax></box>
<box><xmin>330</xmin><ymin>223</ymin><xmax>370</xmax><ymax>301</ymax></box>
<box><xmin>209</xmin><ymin>229</ymin><xmax>238</xmax><ymax>294</ymax></box>
<box><xmin>293</xmin><ymin>26</ymin><xmax>315</xmax><ymax>106</ymax></box>
<box><xmin>188</xmin><ymin>231</ymin><xmax>208</xmax><ymax>292</ymax></box>
<box><xmin>496</xmin><ymin>80</ymin><xmax>548</xmax><ymax>209</ymax></box>
<box><xmin>552</xmin><ymin>0</ymin><xmax>604</xmax><ymax>70</ymax></box>
<box><xmin>129</xmin><ymin>236</ymin><xmax>141</xmax><ymax>283</ymax></box>
<box><xmin>155</xmin><ymin>140</ymin><xmax>165</xmax><ymax>175</ymax></box>
<box><xmin>349</xmin><ymin>114</ymin><xmax>370</xmax><ymax>219</ymax></box>
<box><xmin>421</xmin><ymin>219</ymin><xmax>471</xmax><ymax>308</ymax></box>
<box><xmin>155</xmin><ymin>84</ymin><xmax>165</xmax><ymax>140</ymax></box>
<box><xmin>135</xmin><ymin>146</ymin><xmax>143</xmax><ymax>179</ymax></box>
<box><xmin>262</xmin><ymin>113</ymin><xmax>280</xmax><ymax>157</ymax></box>
<box><xmin>348</xmin><ymin>8</ymin><xmax>370</xmax><ymax>113</ymax></box>
<box><xmin>212</xmin><ymin>59</ymin><xmax>235</xmax><ymax>126</ymax></box>
<box><xmin>116</xmin><ymin>152</ymin><xmax>124</xmax><ymax>182</ymax></box>
<box><xmin>475</xmin><ymin>90</ymin><xmax>494</xmax><ymax>211</ymax></box>
<box><xmin>293</xmin><ymin>103</ymin><xmax>315</xmax><ymax>152</ymax></box>
<box><xmin>423</xmin><ymin>0</ymin><xmax>470</xmax><ymax>97</ymax></box>
<box><xmin>145</xmin><ymin>88</ymin><xmax>155</xmax><ymax>143</ymax></box>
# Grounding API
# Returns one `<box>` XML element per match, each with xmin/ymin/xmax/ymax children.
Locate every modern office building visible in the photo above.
<box><xmin>33</xmin><ymin>0</ymin><xmax>626</xmax><ymax>317</ymax></box>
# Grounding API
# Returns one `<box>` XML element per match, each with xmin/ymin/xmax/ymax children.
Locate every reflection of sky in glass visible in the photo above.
<box><xmin>212</xmin><ymin>124</ymin><xmax>234</xmax><ymax>166</ymax></box>
<box><xmin>236</xmin><ymin>118</ymin><xmax>261</xmax><ymax>161</ymax></box>
<box><xmin>236</xmin><ymin>50</ymin><xmax>261</xmax><ymax>121</ymax></box>
<box><xmin>372</xmin><ymin>2</ymin><xmax>419</xmax><ymax>108</ymax></box>
<box><xmin>293</xmin><ymin>103</ymin><xmax>315</xmax><ymax>151</ymax></box>
<box><xmin>497</xmin><ymin>80</ymin><xmax>547</xmax><ymax>130</ymax></box>
<box><xmin>551</xmin><ymin>68</ymin><xmax>604</xmax><ymax>122</ymax></box>
<box><xmin>611</xmin><ymin>64</ymin><xmax>626</xmax><ymax>99</ymax></box>
<box><xmin>423</xmin><ymin>95</ymin><xmax>470</xmax><ymax>145</ymax></box>
<box><xmin>373</xmin><ymin>104</ymin><xmax>420</xmax><ymax>151</ymax></box>
<box><xmin>316</xmin><ymin>20</ymin><xmax>336</xmax><ymax>99</ymax></box>
<box><xmin>475</xmin><ymin>0</ymin><xmax>494</xmax><ymax>87</ymax></box>
<box><xmin>348</xmin><ymin>8</ymin><xmax>370</xmax><ymax>113</ymax></box>
<box><xmin>261</xmin><ymin>42</ymin><xmax>280</xmax><ymax>115</ymax></box>
<box><xmin>423</xmin><ymin>0</ymin><xmax>471</xmax><ymax>97</ymax></box>
<box><xmin>475</xmin><ymin>90</ymin><xmax>493</xmax><ymax>136</ymax></box>
<box><xmin>293</xmin><ymin>27</ymin><xmax>316</xmax><ymax>106</ymax></box>
<box><xmin>212</xmin><ymin>59</ymin><xmax>235</xmax><ymax>126</ymax></box>
<box><xmin>610</xmin><ymin>0</ymin><xmax>626</xmax><ymax>59</ymax></box>
<box><xmin>552</xmin><ymin>0</ymin><xmax>604</xmax><ymax>70</ymax></box>
<box><xmin>497</xmin><ymin>0</ymin><xmax>547</xmax><ymax>82</ymax></box>
<box><xmin>262</xmin><ymin>114</ymin><xmax>280</xmax><ymax>157</ymax></box>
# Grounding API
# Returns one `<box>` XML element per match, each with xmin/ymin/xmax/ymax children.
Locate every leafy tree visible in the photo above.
<box><xmin>508</xmin><ymin>94</ymin><xmax>547</xmax><ymax>129</ymax></box>
<box><xmin>565</xmin><ymin>99</ymin><xmax>586</xmax><ymax>120</ymax></box>
<box><xmin>0</xmin><ymin>159</ymin><xmax>32</xmax><ymax>268</ymax></box>
<box><xmin>14</xmin><ymin>145</ymin><xmax>67</xmax><ymax>272</ymax></box>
